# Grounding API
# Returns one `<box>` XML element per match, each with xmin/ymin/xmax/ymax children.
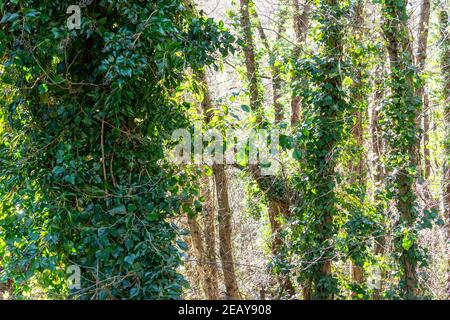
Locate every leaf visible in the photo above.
<box><xmin>52</xmin><ymin>166</ymin><xmax>65</xmax><ymax>176</ymax></box>
<box><xmin>241</xmin><ymin>104</ymin><xmax>250</xmax><ymax>112</ymax></box>
<box><xmin>130</xmin><ymin>287</ymin><xmax>139</xmax><ymax>297</ymax></box>
<box><xmin>124</xmin><ymin>254</ymin><xmax>135</xmax><ymax>265</ymax></box>
<box><xmin>1</xmin><ymin>13</ymin><xmax>20</xmax><ymax>24</ymax></box>
<box><xmin>292</xmin><ymin>149</ymin><xmax>302</xmax><ymax>161</ymax></box>
<box><xmin>109</xmin><ymin>205</ymin><xmax>126</xmax><ymax>215</ymax></box>
<box><xmin>38</xmin><ymin>84</ymin><xmax>48</xmax><ymax>95</ymax></box>
<box><xmin>127</xmin><ymin>203</ymin><xmax>137</xmax><ymax>213</ymax></box>
<box><xmin>147</xmin><ymin>213</ymin><xmax>159</xmax><ymax>222</ymax></box>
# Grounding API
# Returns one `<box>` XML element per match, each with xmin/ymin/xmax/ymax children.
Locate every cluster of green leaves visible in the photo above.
<box><xmin>0</xmin><ymin>0</ymin><xmax>233</xmax><ymax>299</ymax></box>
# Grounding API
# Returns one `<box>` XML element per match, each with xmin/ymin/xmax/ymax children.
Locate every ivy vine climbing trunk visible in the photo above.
<box><xmin>240</xmin><ymin>0</ymin><xmax>294</xmax><ymax>297</ymax></box>
<box><xmin>438</xmin><ymin>5</ymin><xmax>450</xmax><ymax>297</ymax></box>
<box><xmin>439</xmin><ymin>5</ymin><xmax>450</xmax><ymax>234</ymax></box>
<box><xmin>187</xmin><ymin>177</ymin><xmax>220</xmax><ymax>300</ymax></box>
<box><xmin>0</xmin><ymin>0</ymin><xmax>234</xmax><ymax>300</ymax></box>
<box><xmin>292</xmin><ymin>0</ymin><xmax>348</xmax><ymax>300</ymax></box>
<box><xmin>309</xmin><ymin>0</ymin><xmax>344</xmax><ymax>300</ymax></box>
<box><xmin>291</xmin><ymin>0</ymin><xmax>311</xmax><ymax>126</ymax></box>
<box><xmin>416</xmin><ymin>0</ymin><xmax>431</xmax><ymax>186</ymax></box>
<box><xmin>372</xmin><ymin>66</ymin><xmax>388</xmax><ymax>300</ymax></box>
<box><xmin>348</xmin><ymin>0</ymin><xmax>367</xmax><ymax>290</ymax></box>
<box><xmin>380</xmin><ymin>0</ymin><xmax>421</xmax><ymax>299</ymax></box>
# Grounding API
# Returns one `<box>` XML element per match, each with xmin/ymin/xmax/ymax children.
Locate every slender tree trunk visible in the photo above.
<box><xmin>439</xmin><ymin>6</ymin><xmax>450</xmax><ymax>297</ymax></box>
<box><xmin>291</xmin><ymin>0</ymin><xmax>311</xmax><ymax>126</ymax></box>
<box><xmin>240</xmin><ymin>0</ymin><xmax>262</xmax><ymax>115</ymax></box>
<box><xmin>212</xmin><ymin>163</ymin><xmax>240</xmax><ymax>299</ymax></box>
<box><xmin>201</xmin><ymin>177</ymin><xmax>220</xmax><ymax>299</ymax></box>
<box><xmin>196</xmin><ymin>70</ymin><xmax>240</xmax><ymax>300</ymax></box>
<box><xmin>439</xmin><ymin>5</ymin><xmax>450</xmax><ymax>234</ymax></box>
<box><xmin>187</xmin><ymin>215</ymin><xmax>207</xmax><ymax>298</ymax></box>
<box><xmin>372</xmin><ymin>70</ymin><xmax>387</xmax><ymax>300</ymax></box>
<box><xmin>253</xmin><ymin>9</ymin><xmax>285</xmax><ymax>123</ymax></box>
<box><xmin>240</xmin><ymin>0</ymin><xmax>294</xmax><ymax>297</ymax></box>
<box><xmin>349</xmin><ymin>0</ymin><xmax>367</xmax><ymax>291</ymax></box>
<box><xmin>416</xmin><ymin>0</ymin><xmax>432</xmax><ymax>182</ymax></box>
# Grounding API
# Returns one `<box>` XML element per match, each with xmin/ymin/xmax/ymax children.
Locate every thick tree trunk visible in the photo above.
<box><xmin>309</xmin><ymin>0</ymin><xmax>343</xmax><ymax>300</ymax></box>
<box><xmin>381</xmin><ymin>0</ymin><xmax>420</xmax><ymax>299</ymax></box>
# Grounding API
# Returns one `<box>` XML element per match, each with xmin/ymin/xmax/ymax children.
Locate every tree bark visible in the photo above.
<box><xmin>253</xmin><ymin>9</ymin><xmax>285</xmax><ymax>123</ymax></box>
<box><xmin>291</xmin><ymin>0</ymin><xmax>311</xmax><ymax>125</ymax></box>
<box><xmin>349</xmin><ymin>0</ymin><xmax>367</xmax><ymax>291</ymax></box>
<box><xmin>439</xmin><ymin>6</ymin><xmax>450</xmax><ymax>298</ymax></box>
<box><xmin>416</xmin><ymin>0</ymin><xmax>431</xmax><ymax>181</ymax></box>
<box><xmin>212</xmin><ymin>163</ymin><xmax>241</xmax><ymax>299</ymax></box>
<box><xmin>381</xmin><ymin>0</ymin><xmax>420</xmax><ymax>299</ymax></box>
<box><xmin>240</xmin><ymin>0</ymin><xmax>262</xmax><ymax>116</ymax></box>
<box><xmin>372</xmin><ymin>69</ymin><xmax>387</xmax><ymax>300</ymax></box>
<box><xmin>201</xmin><ymin>177</ymin><xmax>220</xmax><ymax>300</ymax></box>
<box><xmin>439</xmin><ymin>5</ymin><xmax>450</xmax><ymax>235</ymax></box>
<box><xmin>196</xmin><ymin>70</ymin><xmax>241</xmax><ymax>300</ymax></box>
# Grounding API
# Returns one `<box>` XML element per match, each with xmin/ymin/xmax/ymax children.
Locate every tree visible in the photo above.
<box><xmin>379</xmin><ymin>0</ymin><xmax>422</xmax><ymax>299</ymax></box>
<box><xmin>292</xmin><ymin>0</ymin><xmax>350</xmax><ymax>300</ymax></box>
<box><xmin>438</xmin><ymin>2</ymin><xmax>450</xmax><ymax>298</ymax></box>
<box><xmin>291</xmin><ymin>0</ymin><xmax>311</xmax><ymax>126</ymax></box>
<box><xmin>0</xmin><ymin>0</ymin><xmax>232</xmax><ymax>299</ymax></box>
<box><xmin>239</xmin><ymin>0</ymin><xmax>295</xmax><ymax>297</ymax></box>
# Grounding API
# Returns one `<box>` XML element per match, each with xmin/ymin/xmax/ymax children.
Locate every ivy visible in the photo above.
<box><xmin>0</xmin><ymin>0</ymin><xmax>233</xmax><ymax>299</ymax></box>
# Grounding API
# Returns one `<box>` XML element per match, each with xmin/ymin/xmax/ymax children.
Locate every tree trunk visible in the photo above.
<box><xmin>201</xmin><ymin>177</ymin><xmax>220</xmax><ymax>300</ymax></box>
<box><xmin>381</xmin><ymin>0</ymin><xmax>420</xmax><ymax>299</ymax></box>
<box><xmin>291</xmin><ymin>0</ymin><xmax>311</xmax><ymax>126</ymax></box>
<box><xmin>196</xmin><ymin>70</ymin><xmax>240</xmax><ymax>300</ymax></box>
<box><xmin>308</xmin><ymin>0</ymin><xmax>343</xmax><ymax>300</ymax></box>
<box><xmin>240</xmin><ymin>0</ymin><xmax>261</xmax><ymax>115</ymax></box>
<box><xmin>439</xmin><ymin>7</ymin><xmax>450</xmax><ymax>298</ymax></box>
<box><xmin>439</xmin><ymin>5</ymin><xmax>450</xmax><ymax>233</ymax></box>
<box><xmin>349</xmin><ymin>0</ymin><xmax>367</xmax><ymax>291</ymax></box>
<box><xmin>240</xmin><ymin>0</ymin><xmax>294</xmax><ymax>297</ymax></box>
<box><xmin>416</xmin><ymin>0</ymin><xmax>431</xmax><ymax>181</ymax></box>
<box><xmin>372</xmin><ymin>70</ymin><xmax>387</xmax><ymax>300</ymax></box>
<box><xmin>187</xmin><ymin>215</ymin><xmax>208</xmax><ymax>298</ymax></box>
<box><xmin>253</xmin><ymin>9</ymin><xmax>285</xmax><ymax>123</ymax></box>
<box><xmin>212</xmin><ymin>163</ymin><xmax>241</xmax><ymax>299</ymax></box>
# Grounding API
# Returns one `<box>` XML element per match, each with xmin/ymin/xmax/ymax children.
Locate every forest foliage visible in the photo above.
<box><xmin>0</xmin><ymin>0</ymin><xmax>449</xmax><ymax>300</ymax></box>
